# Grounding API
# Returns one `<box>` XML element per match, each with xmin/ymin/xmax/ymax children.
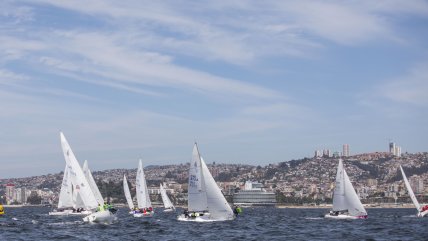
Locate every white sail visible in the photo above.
<box><xmin>332</xmin><ymin>159</ymin><xmax>347</xmax><ymax>211</ymax></box>
<box><xmin>57</xmin><ymin>166</ymin><xmax>73</xmax><ymax>209</ymax></box>
<box><xmin>185</xmin><ymin>143</ymin><xmax>234</xmax><ymax>220</ymax></box>
<box><xmin>60</xmin><ymin>132</ymin><xmax>99</xmax><ymax>210</ymax></box>
<box><xmin>332</xmin><ymin>159</ymin><xmax>366</xmax><ymax>216</ymax></box>
<box><xmin>73</xmin><ymin>191</ymin><xmax>85</xmax><ymax>209</ymax></box>
<box><xmin>187</xmin><ymin>143</ymin><xmax>208</xmax><ymax>212</ymax></box>
<box><xmin>201</xmin><ymin>157</ymin><xmax>234</xmax><ymax>220</ymax></box>
<box><xmin>83</xmin><ymin>160</ymin><xmax>104</xmax><ymax>205</ymax></box>
<box><xmin>160</xmin><ymin>183</ymin><xmax>174</xmax><ymax>210</ymax></box>
<box><xmin>136</xmin><ymin>160</ymin><xmax>152</xmax><ymax>209</ymax></box>
<box><xmin>123</xmin><ymin>175</ymin><xmax>134</xmax><ymax>210</ymax></box>
<box><xmin>400</xmin><ymin>165</ymin><xmax>421</xmax><ymax>211</ymax></box>
<box><xmin>343</xmin><ymin>167</ymin><xmax>367</xmax><ymax>216</ymax></box>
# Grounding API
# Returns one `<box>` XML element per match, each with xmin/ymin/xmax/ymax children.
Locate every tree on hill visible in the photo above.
<box><xmin>27</xmin><ymin>193</ymin><xmax>42</xmax><ymax>204</ymax></box>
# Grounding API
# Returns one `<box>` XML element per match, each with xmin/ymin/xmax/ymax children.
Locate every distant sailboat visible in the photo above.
<box><xmin>50</xmin><ymin>134</ymin><xmax>96</xmax><ymax>216</ymax></box>
<box><xmin>325</xmin><ymin>159</ymin><xmax>368</xmax><ymax>219</ymax></box>
<box><xmin>400</xmin><ymin>165</ymin><xmax>428</xmax><ymax>217</ymax></box>
<box><xmin>134</xmin><ymin>160</ymin><xmax>154</xmax><ymax>217</ymax></box>
<box><xmin>59</xmin><ymin>132</ymin><xmax>116</xmax><ymax>224</ymax></box>
<box><xmin>160</xmin><ymin>183</ymin><xmax>175</xmax><ymax>212</ymax></box>
<box><xmin>177</xmin><ymin>143</ymin><xmax>235</xmax><ymax>222</ymax></box>
<box><xmin>60</xmin><ymin>133</ymin><xmax>98</xmax><ymax>211</ymax></box>
<box><xmin>123</xmin><ymin>175</ymin><xmax>135</xmax><ymax>214</ymax></box>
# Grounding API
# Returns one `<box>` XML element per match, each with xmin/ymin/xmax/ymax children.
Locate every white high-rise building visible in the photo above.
<box><xmin>343</xmin><ymin>144</ymin><xmax>350</xmax><ymax>157</ymax></box>
<box><xmin>322</xmin><ymin>149</ymin><xmax>331</xmax><ymax>157</ymax></box>
<box><xmin>410</xmin><ymin>176</ymin><xmax>424</xmax><ymax>194</ymax></box>
<box><xmin>394</xmin><ymin>146</ymin><xmax>402</xmax><ymax>157</ymax></box>
<box><xmin>389</xmin><ymin>142</ymin><xmax>396</xmax><ymax>154</ymax></box>
<box><xmin>15</xmin><ymin>187</ymin><xmax>27</xmax><ymax>204</ymax></box>
<box><xmin>389</xmin><ymin>141</ymin><xmax>402</xmax><ymax>157</ymax></box>
<box><xmin>5</xmin><ymin>183</ymin><xmax>15</xmax><ymax>204</ymax></box>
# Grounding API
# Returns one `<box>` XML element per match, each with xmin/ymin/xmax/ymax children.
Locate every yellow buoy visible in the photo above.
<box><xmin>0</xmin><ymin>204</ymin><xmax>4</xmax><ymax>215</ymax></box>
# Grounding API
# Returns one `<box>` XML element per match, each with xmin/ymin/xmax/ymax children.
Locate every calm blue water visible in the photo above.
<box><xmin>0</xmin><ymin>207</ymin><xmax>426</xmax><ymax>240</ymax></box>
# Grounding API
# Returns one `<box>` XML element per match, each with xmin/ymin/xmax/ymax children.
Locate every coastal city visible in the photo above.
<box><xmin>1</xmin><ymin>142</ymin><xmax>427</xmax><ymax>207</ymax></box>
<box><xmin>1</xmin><ymin>1</ymin><xmax>427</xmax><ymax>240</ymax></box>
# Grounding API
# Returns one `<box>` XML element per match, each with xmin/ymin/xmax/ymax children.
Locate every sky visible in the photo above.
<box><xmin>1</xmin><ymin>0</ymin><xmax>428</xmax><ymax>178</ymax></box>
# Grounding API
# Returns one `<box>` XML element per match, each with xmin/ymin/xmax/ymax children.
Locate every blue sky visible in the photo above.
<box><xmin>1</xmin><ymin>0</ymin><xmax>428</xmax><ymax>178</ymax></box>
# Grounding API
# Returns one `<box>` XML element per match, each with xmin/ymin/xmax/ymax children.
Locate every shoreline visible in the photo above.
<box><xmin>1</xmin><ymin>204</ymin><xmax>416</xmax><ymax>209</ymax></box>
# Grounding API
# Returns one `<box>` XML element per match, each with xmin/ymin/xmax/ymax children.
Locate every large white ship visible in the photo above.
<box><xmin>233</xmin><ymin>181</ymin><xmax>276</xmax><ymax>206</ymax></box>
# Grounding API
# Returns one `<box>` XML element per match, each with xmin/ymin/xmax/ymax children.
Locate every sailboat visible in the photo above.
<box><xmin>160</xmin><ymin>183</ymin><xmax>175</xmax><ymax>212</ymax></box>
<box><xmin>399</xmin><ymin>165</ymin><xmax>428</xmax><ymax>217</ymax></box>
<box><xmin>59</xmin><ymin>132</ymin><xmax>116</xmax><ymax>224</ymax></box>
<box><xmin>325</xmin><ymin>159</ymin><xmax>368</xmax><ymax>219</ymax></box>
<box><xmin>134</xmin><ymin>160</ymin><xmax>154</xmax><ymax>217</ymax></box>
<box><xmin>177</xmin><ymin>143</ymin><xmax>235</xmax><ymax>222</ymax></box>
<box><xmin>123</xmin><ymin>175</ymin><xmax>135</xmax><ymax>214</ymax></box>
<box><xmin>82</xmin><ymin>162</ymin><xmax>118</xmax><ymax>224</ymax></box>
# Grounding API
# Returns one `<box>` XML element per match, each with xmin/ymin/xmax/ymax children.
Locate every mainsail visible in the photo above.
<box><xmin>332</xmin><ymin>159</ymin><xmax>367</xmax><ymax>216</ymax></box>
<box><xmin>123</xmin><ymin>175</ymin><xmax>134</xmax><ymax>210</ymax></box>
<box><xmin>60</xmin><ymin>132</ymin><xmax>99</xmax><ymax>210</ymax></box>
<box><xmin>160</xmin><ymin>183</ymin><xmax>174</xmax><ymax>210</ymax></box>
<box><xmin>400</xmin><ymin>165</ymin><xmax>421</xmax><ymax>211</ymax></box>
<box><xmin>136</xmin><ymin>160</ymin><xmax>152</xmax><ymax>209</ymax></box>
<box><xmin>187</xmin><ymin>143</ymin><xmax>208</xmax><ymax>212</ymax></box>
<box><xmin>83</xmin><ymin>160</ymin><xmax>104</xmax><ymax>205</ymax></box>
<box><xmin>332</xmin><ymin>160</ymin><xmax>347</xmax><ymax>211</ymax></box>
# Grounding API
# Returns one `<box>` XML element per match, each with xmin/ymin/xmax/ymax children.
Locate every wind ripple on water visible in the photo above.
<box><xmin>1</xmin><ymin>207</ymin><xmax>428</xmax><ymax>240</ymax></box>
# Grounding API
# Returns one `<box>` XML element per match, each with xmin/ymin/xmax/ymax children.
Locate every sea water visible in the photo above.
<box><xmin>0</xmin><ymin>207</ymin><xmax>426</xmax><ymax>240</ymax></box>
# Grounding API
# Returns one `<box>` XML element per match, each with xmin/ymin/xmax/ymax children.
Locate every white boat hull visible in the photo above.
<box><xmin>69</xmin><ymin>210</ymin><xmax>92</xmax><ymax>216</ymax></box>
<box><xmin>83</xmin><ymin>210</ymin><xmax>116</xmax><ymax>224</ymax></box>
<box><xmin>177</xmin><ymin>213</ymin><xmax>234</xmax><ymax>222</ymax></box>
<box><xmin>49</xmin><ymin>210</ymin><xmax>92</xmax><ymax>216</ymax></box>
<box><xmin>163</xmin><ymin>208</ymin><xmax>175</xmax><ymax>212</ymax></box>
<box><xmin>418</xmin><ymin>210</ymin><xmax>428</xmax><ymax>217</ymax></box>
<box><xmin>325</xmin><ymin>213</ymin><xmax>367</xmax><ymax>220</ymax></box>
<box><xmin>133</xmin><ymin>212</ymin><xmax>154</xmax><ymax>218</ymax></box>
<box><xmin>177</xmin><ymin>214</ymin><xmax>213</xmax><ymax>222</ymax></box>
<box><xmin>49</xmin><ymin>210</ymin><xmax>73</xmax><ymax>216</ymax></box>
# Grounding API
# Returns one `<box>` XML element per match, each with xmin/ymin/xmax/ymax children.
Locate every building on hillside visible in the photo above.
<box><xmin>409</xmin><ymin>176</ymin><xmax>424</xmax><ymax>194</ymax></box>
<box><xmin>366</xmin><ymin>179</ymin><xmax>378</xmax><ymax>188</ymax></box>
<box><xmin>389</xmin><ymin>141</ymin><xmax>402</xmax><ymax>157</ymax></box>
<box><xmin>15</xmin><ymin>187</ymin><xmax>27</xmax><ymax>204</ymax></box>
<box><xmin>5</xmin><ymin>184</ymin><xmax>15</xmax><ymax>204</ymax></box>
<box><xmin>323</xmin><ymin>149</ymin><xmax>331</xmax><ymax>158</ymax></box>
<box><xmin>343</xmin><ymin>144</ymin><xmax>350</xmax><ymax>157</ymax></box>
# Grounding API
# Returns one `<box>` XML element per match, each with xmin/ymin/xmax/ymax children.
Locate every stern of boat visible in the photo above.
<box><xmin>418</xmin><ymin>210</ymin><xmax>428</xmax><ymax>217</ymax></box>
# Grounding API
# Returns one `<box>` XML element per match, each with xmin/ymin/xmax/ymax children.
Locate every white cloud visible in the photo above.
<box><xmin>0</xmin><ymin>36</ymin><xmax>46</xmax><ymax>63</ymax></box>
<box><xmin>29</xmin><ymin>30</ymin><xmax>282</xmax><ymax>100</ymax></box>
<box><xmin>0</xmin><ymin>68</ymin><xmax>29</xmax><ymax>83</ymax></box>
<box><xmin>273</xmin><ymin>1</ymin><xmax>391</xmax><ymax>45</ymax></box>
<box><xmin>13</xmin><ymin>0</ymin><xmax>422</xmax><ymax>64</ymax></box>
<box><xmin>0</xmin><ymin>1</ymin><xmax>34</xmax><ymax>24</ymax></box>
